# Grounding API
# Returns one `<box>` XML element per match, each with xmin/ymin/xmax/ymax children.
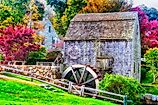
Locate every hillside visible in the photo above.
<box><xmin>0</xmin><ymin>75</ymin><xmax>116</xmax><ymax>105</ymax></box>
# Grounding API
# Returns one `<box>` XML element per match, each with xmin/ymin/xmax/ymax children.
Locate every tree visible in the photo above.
<box><xmin>51</xmin><ymin>0</ymin><xmax>86</xmax><ymax>36</ymax></box>
<box><xmin>48</xmin><ymin>0</ymin><xmax>68</xmax><ymax>36</ymax></box>
<box><xmin>0</xmin><ymin>25</ymin><xmax>40</xmax><ymax>61</ymax></box>
<box><xmin>131</xmin><ymin>7</ymin><xmax>158</xmax><ymax>54</ymax></box>
<box><xmin>3</xmin><ymin>0</ymin><xmax>30</xmax><ymax>14</ymax></box>
<box><xmin>47</xmin><ymin>0</ymin><xmax>67</xmax><ymax>17</ymax></box>
<box><xmin>142</xmin><ymin>6</ymin><xmax>158</xmax><ymax>21</ymax></box>
<box><xmin>81</xmin><ymin>0</ymin><xmax>132</xmax><ymax>13</ymax></box>
<box><xmin>0</xmin><ymin>4</ymin><xmax>24</xmax><ymax>29</ymax></box>
<box><xmin>60</xmin><ymin>0</ymin><xmax>87</xmax><ymax>35</ymax></box>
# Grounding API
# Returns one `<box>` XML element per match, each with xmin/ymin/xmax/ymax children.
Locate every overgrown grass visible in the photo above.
<box><xmin>0</xmin><ymin>78</ymin><xmax>116</xmax><ymax>105</ymax></box>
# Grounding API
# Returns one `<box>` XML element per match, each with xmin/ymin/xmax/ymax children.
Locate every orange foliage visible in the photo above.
<box><xmin>81</xmin><ymin>0</ymin><xmax>132</xmax><ymax>13</ymax></box>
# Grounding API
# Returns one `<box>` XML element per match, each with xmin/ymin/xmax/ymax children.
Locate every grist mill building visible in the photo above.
<box><xmin>64</xmin><ymin>12</ymin><xmax>141</xmax><ymax>81</ymax></box>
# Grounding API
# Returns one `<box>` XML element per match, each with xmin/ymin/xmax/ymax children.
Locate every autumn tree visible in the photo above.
<box><xmin>82</xmin><ymin>0</ymin><xmax>132</xmax><ymax>13</ymax></box>
<box><xmin>48</xmin><ymin>0</ymin><xmax>68</xmax><ymax>36</ymax></box>
<box><xmin>50</xmin><ymin>0</ymin><xmax>86</xmax><ymax>36</ymax></box>
<box><xmin>142</xmin><ymin>6</ymin><xmax>158</xmax><ymax>21</ymax></box>
<box><xmin>0</xmin><ymin>4</ymin><xmax>24</xmax><ymax>29</ymax></box>
<box><xmin>131</xmin><ymin>7</ymin><xmax>158</xmax><ymax>54</ymax></box>
<box><xmin>0</xmin><ymin>25</ymin><xmax>40</xmax><ymax>61</ymax></box>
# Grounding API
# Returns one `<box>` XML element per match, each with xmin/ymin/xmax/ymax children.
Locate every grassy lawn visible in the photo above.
<box><xmin>0</xmin><ymin>77</ymin><xmax>116</xmax><ymax>105</ymax></box>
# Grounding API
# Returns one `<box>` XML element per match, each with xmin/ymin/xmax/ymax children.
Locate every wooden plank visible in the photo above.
<box><xmin>54</xmin><ymin>80</ymin><xmax>69</xmax><ymax>86</ymax></box>
<box><xmin>84</xmin><ymin>87</ymin><xmax>124</xmax><ymax>97</ymax></box>
<box><xmin>84</xmin><ymin>92</ymin><xmax>124</xmax><ymax>103</ymax></box>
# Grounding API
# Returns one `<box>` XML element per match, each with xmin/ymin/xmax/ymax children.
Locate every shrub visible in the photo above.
<box><xmin>144</xmin><ymin>48</ymin><xmax>158</xmax><ymax>68</ymax></box>
<box><xmin>26</xmin><ymin>47</ymin><xmax>47</xmax><ymax>65</ymax></box>
<box><xmin>141</xmin><ymin>65</ymin><xmax>150</xmax><ymax>81</ymax></box>
<box><xmin>99</xmin><ymin>74</ymin><xmax>146</xmax><ymax>105</ymax></box>
<box><xmin>144</xmin><ymin>48</ymin><xmax>158</xmax><ymax>82</ymax></box>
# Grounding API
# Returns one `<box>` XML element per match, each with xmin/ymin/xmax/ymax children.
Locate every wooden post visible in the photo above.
<box><xmin>68</xmin><ymin>82</ymin><xmax>73</xmax><ymax>93</ymax></box>
<box><xmin>80</xmin><ymin>85</ymin><xmax>85</xmax><ymax>96</ymax></box>
<box><xmin>59</xmin><ymin>64</ymin><xmax>64</xmax><ymax>73</ymax></box>
<box><xmin>30</xmin><ymin>70</ymin><xmax>34</xmax><ymax>82</ymax></box>
<box><xmin>123</xmin><ymin>95</ymin><xmax>127</xmax><ymax>105</ymax></box>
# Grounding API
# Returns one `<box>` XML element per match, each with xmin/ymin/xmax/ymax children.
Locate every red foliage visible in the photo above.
<box><xmin>131</xmin><ymin>7</ymin><xmax>158</xmax><ymax>54</ymax></box>
<box><xmin>0</xmin><ymin>25</ymin><xmax>40</xmax><ymax>61</ymax></box>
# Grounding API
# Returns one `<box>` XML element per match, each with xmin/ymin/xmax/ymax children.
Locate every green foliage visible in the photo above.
<box><xmin>27</xmin><ymin>47</ymin><xmax>47</xmax><ymax>60</ymax></box>
<box><xmin>0</xmin><ymin>0</ymin><xmax>30</xmax><ymax>28</ymax></box>
<box><xmin>99</xmin><ymin>74</ymin><xmax>146</xmax><ymax>105</ymax></box>
<box><xmin>0</xmin><ymin>53</ymin><xmax>4</xmax><ymax>61</ymax></box>
<box><xmin>52</xmin><ymin>0</ymin><xmax>87</xmax><ymax>36</ymax></box>
<box><xmin>143</xmin><ymin>84</ymin><xmax>158</xmax><ymax>95</ymax></box>
<box><xmin>141</xmin><ymin>65</ymin><xmax>151</xmax><ymax>83</ymax></box>
<box><xmin>144</xmin><ymin>48</ymin><xmax>158</xmax><ymax>68</ymax></box>
<box><xmin>2</xmin><ymin>0</ymin><xmax>30</xmax><ymax>15</ymax></box>
<box><xmin>144</xmin><ymin>48</ymin><xmax>158</xmax><ymax>83</ymax></box>
<box><xmin>0</xmin><ymin>79</ymin><xmax>115</xmax><ymax>105</ymax></box>
<box><xmin>0</xmin><ymin>4</ymin><xmax>24</xmax><ymax>28</ymax></box>
<box><xmin>48</xmin><ymin>0</ymin><xmax>67</xmax><ymax>17</ymax></box>
<box><xmin>46</xmin><ymin>50</ymin><xmax>61</xmax><ymax>61</ymax></box>
<box><xmin>35</xmin><ymin>0</ymin><xmax>45</xmax><ymax>20</ymax></box>
<box><xmin>145</xmin><ymin>70</ymin><xmax>155</xmax><ymax>83</ymax></box>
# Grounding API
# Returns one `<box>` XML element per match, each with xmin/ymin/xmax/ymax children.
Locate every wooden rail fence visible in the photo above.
<box><xmin>0</xmin><ymin>65</ymin><xmax>129</xmax><ymax>105</ymax></box>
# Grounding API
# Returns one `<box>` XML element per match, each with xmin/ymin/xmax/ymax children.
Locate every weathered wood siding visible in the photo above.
<box><xmin>64</xmin><ymin>41</ymin><xmax>96</xmax><ymax>66</ymax></box>
<box><xmin>64</xmin><ymin>40</ymin><xmax>133</xmax><ymax>77</ymax></box>
<box><xmin>100</xmin><ymin>41</ymin><xmax>133</xmax><ymax>77</ymax></box>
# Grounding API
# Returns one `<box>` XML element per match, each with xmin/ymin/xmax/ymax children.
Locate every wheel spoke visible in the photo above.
<box><xmin>85</xmin><ymin>72</ymin><xmax>90</xmax><ymax>81</ymax></box>
<box><xmin>79</xmin><ymin>66</ymin><xmax>86</xmax><ymax>84</ymax></box>
<box><xmin>82</xmin><ymin>77</ymin><xmax>96</xmax><ymax>85</ymax></box>
<box><xmin>71</xmin><ymin>66</ymin><xmax>78</xmax><ymax>84</ymax></box>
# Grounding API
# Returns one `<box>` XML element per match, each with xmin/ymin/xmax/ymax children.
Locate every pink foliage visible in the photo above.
<box><xmin>131</xmin><ymin>7</ymin><xmax>158</xmax><ymax>53</ymax></box>
<box><xmin>0</xmin><ymin>25</ymin><xmax>40</xmax><ymax>61</ymax></box>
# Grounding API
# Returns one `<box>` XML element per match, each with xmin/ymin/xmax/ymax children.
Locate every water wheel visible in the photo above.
<box><xmin>62</xmin><ymin>64</ymin><xmax>99</xmax><ymax>89</ymax></box>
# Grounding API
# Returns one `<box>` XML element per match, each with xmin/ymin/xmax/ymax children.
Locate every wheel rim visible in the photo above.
<box><xmin>62</xmin><ymin>64</ymin><xmax>99</xmax><ymax>89</ymax></box>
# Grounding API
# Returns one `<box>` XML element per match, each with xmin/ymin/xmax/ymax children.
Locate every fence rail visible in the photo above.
<box><xmin>0</xmin><ymin>65</ymin><xmax>129</xmax><ymax>105</ymax></box>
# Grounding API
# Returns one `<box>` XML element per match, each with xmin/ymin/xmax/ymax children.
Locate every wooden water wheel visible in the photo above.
<box><xmin>62</xmin><ymin>64</ymin><xmax>99</xmax><ymax>89</ymax></box>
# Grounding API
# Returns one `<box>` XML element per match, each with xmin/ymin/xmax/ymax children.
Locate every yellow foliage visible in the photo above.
<box><xmin>32</xmin><ymin>33</ymin><xmax>44</xmax><ymax>44</ymax></box>
<box><xmin>81</xmin><ymin>0</ymin><xmax>131</xmax><ymax>13</ymax></box>
<box><xmin>24</xmin><ymin>42</ymin><xmax>30</xmax><ymax>47</ymax></box>
<box><xmin>23</xmin><ymin>0</ymin><xmax>42</xmax><ymax>28</ymax></box>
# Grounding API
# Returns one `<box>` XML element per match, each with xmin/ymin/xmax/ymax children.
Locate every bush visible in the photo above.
<box><xmin>99</xmin><ymin>74</ymin><xmax>146</xmax><ymax>105</ymax></box>
<box><xmin>144</xmin><ymin>48</ymin><xmax>158</xmax><ymax>83</ymax></box>
<box><xmin>144</xmin><ymin>48</ymin><xmax>158</xmax><ymax>68</ymax></box>
<box><xmin>26</xmin><ymin>47</ymin><xmax>47</xmax><ymax>65</ymax></box>
<box><xmin>46</xmin><ymin>51</ymin><xmax>61</xmax><ymax>61</ymax></box>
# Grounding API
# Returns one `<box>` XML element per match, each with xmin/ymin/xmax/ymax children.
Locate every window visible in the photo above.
<box><xmin>52</xmin><ymin>37</ymin><xmax>55</xmax><ymax>44</ymax></box>
<box><xmin>49</xmin><ymin>26</ymin><xmax>51</xmax><ymax>33</ymax></box>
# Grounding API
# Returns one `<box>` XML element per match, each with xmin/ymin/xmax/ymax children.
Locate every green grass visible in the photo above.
<box><xmin>142</xmin><ymin>84</ymin><xmax>158</xmax><ymax>95</ymax></box>
<box><xmin>0</xmin><ymin>79</ymin><xmax>116</xmax><ymax>105</ymax></box>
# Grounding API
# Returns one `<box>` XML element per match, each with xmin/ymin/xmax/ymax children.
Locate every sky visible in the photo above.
<box><xmin>133</xmin><ymin>0</ymin><xmax>158</xmax><ymax>9</ymax></box>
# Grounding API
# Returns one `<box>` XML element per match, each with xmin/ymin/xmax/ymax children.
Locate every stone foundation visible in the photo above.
<box><xmin>3</xmin><ymin>65</ymin><xmax>61</xmax><ymax>80</ymax></box>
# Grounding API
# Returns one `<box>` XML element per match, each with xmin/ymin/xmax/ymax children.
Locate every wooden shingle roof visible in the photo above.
<box><xmin>64</xmin><ymin>12</ymin><xmax>139</xmax><ymax>40</ymax></box>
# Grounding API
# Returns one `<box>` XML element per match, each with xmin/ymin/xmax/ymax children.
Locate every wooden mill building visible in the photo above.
<box><xmin>64</xmin><ymin>12</ymin><xmax>141</xmax><ymax>81</ymax></box>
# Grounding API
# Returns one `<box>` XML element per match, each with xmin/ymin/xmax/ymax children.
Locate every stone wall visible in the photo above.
<box><xmin>142</xmin><ymin>94</ymin><xmax>158</xmax><ymax>104</ymax></box>
<box><xmin>3</xmin><ymin>65</ymin><xmax>61</xmax><ymax>80</ymax></box>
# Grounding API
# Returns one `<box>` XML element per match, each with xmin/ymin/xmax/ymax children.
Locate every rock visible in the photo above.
<box><xmin>144</xmin><ymin>94</ymin><xmax>152</xmax><ymax>100</ymax></box>
<box><xmin>152</xmin><ymin>95</ymin><xmax>157</xmax><ymax>101</ymax></box>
